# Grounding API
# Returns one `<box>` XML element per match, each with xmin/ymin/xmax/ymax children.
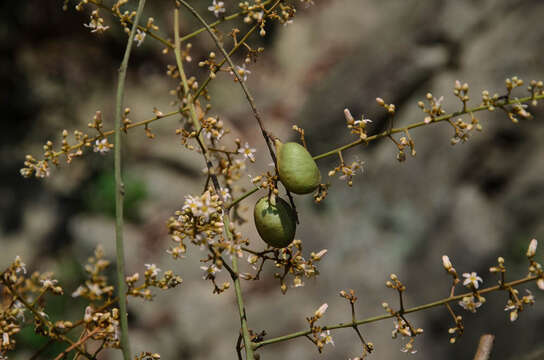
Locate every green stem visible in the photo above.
<box><xmin>0</xmin><ymin>277</ymin><xmax>94</xmax><ymax>359</ymax></box>
<box><xmin>177</xmin><ymin>0</ymin><xmax>279</xmax><ymax>168</ymax></box>
<box><xmin>114</xmin><ymin>0</ymin><xmax>146</xmax><ymax>359</ymax></box>
<box><xmin>225</xmin><ymin>216</ymin><xmax>255</xmax><ymax>359</ymax></box>
<box><xmin>225</xmin><ymin>93</ymin><xmax>544</xmax><ymax>209</ymax></box>
<box><xmin>226</xmin><ymin>187</ymin><xmax>260</xmax><ymax>210</ymax></box>
<box><xmin>193</xmin><ymin>22</ymin><xmax>260</xmax><ymax>100</ymax></box>
<box><xmin>253</xmin><ymin>275</ymin><xmax>538</xmax><ymax>349</ymax></box>
<box><xmin>313</xmin><ymin>94</ymin><xmax>544</xmax><ymax>160</ymax></box>
<box><xmin>174</xmin><ymin>8</ymin><xmax>254</xmax><ymax>359</ymax></box>
<box><xmin>51</xmin><ymin>110</ymin><xmax>178</xmax><ymax>159</ymax></box>
<box><xmin>86</xmin><ymin>0</ymin><xmax>272</xmax><ymax>49</ymax></box>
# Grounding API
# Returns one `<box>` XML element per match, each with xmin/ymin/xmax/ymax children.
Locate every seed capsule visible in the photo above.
<box><xmin>275</xmin><ymin>140</ymin><xmax>321</xmax><ymax>194</ymax></box>
<box><xmin>254</xmin><ymin>195</ymin><xmax>296</xmax><ymax>248</ymax></box>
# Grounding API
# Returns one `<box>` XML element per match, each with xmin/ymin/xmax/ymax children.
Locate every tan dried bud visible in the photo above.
<box><xmin>344</xmin><ymin>108</ymin><xmax>354</xmax><ymax>123</ymax></box>
<box><xmin>314</xmin><ymin>303</ymin><xmax>328</xmax><ymax>318</ymax></box>
<box><xmin>442</xmin><ymin>255</ymin><xmax>452</xmax><ymax>270</ymax></box>
<box><xmin>537</xmin><ymin>278</ymin><xmax>544</xmax><ymax>290</ymax></box>
<box><xmin>527</xmin><ymin>238</ymin><xmax>537</xmax><ymax>258</ymax></box>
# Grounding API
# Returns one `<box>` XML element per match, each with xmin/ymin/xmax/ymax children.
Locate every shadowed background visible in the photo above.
<box><xmin>1</xmin><ymin>0</ymin><xmax>544</xmax><ymax>359</ymax></box>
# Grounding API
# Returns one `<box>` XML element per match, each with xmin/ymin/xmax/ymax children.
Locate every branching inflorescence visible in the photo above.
<box><xmin>8</xmin><ymin>0</ymin><xmax>544</xmax><ymax>359</ymax></box>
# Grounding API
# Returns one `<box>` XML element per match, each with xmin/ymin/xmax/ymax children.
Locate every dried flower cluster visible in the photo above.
<box><xmin>0</xmin><ymin>246</ymin><xmax>181</xmax><ymax>359</ymax></box>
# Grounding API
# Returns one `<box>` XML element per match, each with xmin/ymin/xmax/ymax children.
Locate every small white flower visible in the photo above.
<box><xmin>314</xmin><ymin>303</ymin><xmax>328</xmax><ymax>318</ymax></box>
<box><xmin>392</xmin><ymin>318</ymin><xmax>412</xmax><ymax>337</ymax></box>
<box><xmin>235</xmin><ymin>64</ymin><xmax>251</xmax><ymax>82</ymax></box>
<box><xmin>87</xmin><ymin>283</ymin><xmax>102</xmax><ymax>296</ymax></box>
<box><xmin>13</xmin><ymin>301</ymin><xmax>25</xmax><ymax>320</ymax></box>
<box><xmin>2</xmin><ymin>332</ymin><xmax>9</xmax><ymax>346</ymax></box>
<box><xmin>72</xmin><ymin>285</ymin><xmax>86</xmax><ymax>298</ymax></box>
<box><xmin>40</xmin><ymin>278</ymin><xmax>58</xmax><ymax>290</ymax></box>
<box><xmin>400</xmin><ymin>342</ymin><xmax>417</xmax><ymax>354</ymax></box>
<box><xmin>208</xmin><ymin>0</ymin><xmax>226</xmax><ymax>17</ymax></box>
<box><xmin>238</xmin><ymin>142</ymin><xmax>256</xmax><ymax>162</ymax></box>
<box><xmin>14</xmin><ymin>255</ymin><xmax>26</xmax><ymax>274</ymax></box>
<box><xmin>319</xmin><ymin>330</ymin><xmax>334</xmax><ymax>346</ymax></box>
<box><xmin>227</xmin><ymin>242</ymin><xmax>243</xmax><ymax>260</ymax></box>
<box><xmin>339</xmin><ymin>159</ymin><xmax>364</xmax><ymax>181</ymax></box>
<box><xmin>200</xmin><ymin>264</ymin><xmax>221</xmax><ymax>279</ymax></box>
<box><xmin>203</xmin><ymin>128</ymin><xmax>224</xmax><ymax>141</ymax></box>
<box><xmin>166</xmin><ymin>247</ymin><xmax>186</xmax><ymax>259</ymax></box>
<box><xmin>220</xmin><ymin>187</ymin><xmax>231</xmax><ymax>202</ymax></box>
<box><xmin>234</xmin><ymin>158</ymin><xmax>246</xmax><ymax>170</ymax></box>
<box><xmin>145</xmin><ymin>263</ymin><xmax>161</xmax><ymax>277</ymax></box>
<box><xmin>93</xmin><ymin>138</ymin><xmax>111</xmax><ymax>154</ymax></box>
<box><xmin>198</xmin><ymin>191</ymin><xmax>217</xmax><ymax>222</ymax></box>
<box><xmin>462</xmin><ymin>272</ymin><xmax>483</xmax><ymax>289</ymax></box>
<box><xmin>354</xmin><ymin>118</ymin><xmax>372</xmax><ymax>126</ymax></box>
<box><xmin>458</xmin><ymin>295</ymin><xmax>483</xmax><ymax>313</ymax></box>
<box><xmin>183</xmin><ymin>195</ymin><xmax>202</xmax><ymax>216</ymax></box>
<box><xmin>134</xmin><ymin>29</ymin><xmax>146</xmax><ymax>47</ymax></box>
<box><xmin>84</xmin><ymin>18</ymin><xmax>110</xmax><ymax>33</ymax></box>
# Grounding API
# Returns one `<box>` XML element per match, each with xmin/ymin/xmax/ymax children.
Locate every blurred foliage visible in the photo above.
<box><xmin>84</xmin><ymin>170</ymin><xmax>147</xmax><ymax>222</ymax></box>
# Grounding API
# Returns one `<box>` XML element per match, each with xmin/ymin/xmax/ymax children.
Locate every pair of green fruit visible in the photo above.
<box><xmin>253</xmin><ymin>140</ymin><xmax>321</xmax><ymax>248</ymax></box>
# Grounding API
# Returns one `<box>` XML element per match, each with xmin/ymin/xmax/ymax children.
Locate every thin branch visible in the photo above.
<box><xmin>53</xmin><ymin>328</ymin><xmax>100</xmax><ymax>360</ymax></box>
<box><xmin>114</xmin><ymin>0</ymin><xmax>147</xmax><ymax>359</ymax></box>
<box><xmin>49</xmin><ymin>111</ymin><xmax>178</xmax><ymax>162</ymax></box>
<box><xmin>223</xmin><ymin>93</ymin><xmax>544</xmax><ymax>209</ymax></box>
<box><xmin>177</xmin><ymin>0</ymin><xmax>279</xmax><ymax>174</ymax></box>
<box><xmin>0</xmin><ymin>278</ymin><xmax>94</xmax><ymax>360</ymax></box>
<box><xmin>85</xmin><ymin>0</ymin><xmax>273</xmax><ymax>49</ymax></box>
<box><xmin>313</xmin><ymin>94</ymin><xmax>544</xmax><ymax>161</ymax></box>
<box><xmin>253</xmin><ymin>275</ymin><xmax>539</xmax><ymax>349</ymax></box>
<box><xmin>473</xmin><ymin>334</ymin><xmax>495</xmax><ymax>360</ymax></box>
<box><xmin>174</xmin><ymin>6</ymin><xmax>254</xmax><ymax>359</ymax></box>
<box><xmin>226</xmin><ymin>187</ymin><xmax>260</xmax><ymax>210</ymax></box>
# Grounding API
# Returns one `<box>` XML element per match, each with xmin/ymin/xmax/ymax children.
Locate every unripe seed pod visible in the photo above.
<box><xmin>254</xmin><ymin>195</ymin><xmax>296</xmax><ymax>248</ymax></box>
<box><xmin>275</xmin><ymin>140</ymin><xmax>321</xmax><ymax>194</ymax></box>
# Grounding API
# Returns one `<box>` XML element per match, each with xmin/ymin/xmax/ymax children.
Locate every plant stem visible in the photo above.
<box><xmin>114</xmin><ymin>0</ymin><xmax>146</xmax><ymax>358</ymax></box>
<box><xmin>0</xmin><ymin>278</ymin><xmax>94</xmax><ymax>359</ymax></box>
<box><xmin>253</xmin><ymin>275</ymin><xmax>538</xmax><ymax>349</ymax></box>
<box><xmin>225</xmin><ymin>216</ymin><xmax>255</xmax><ymax>359</ymax></box>
<box><xmin>174</xmin><ymin>7</ymin><xmax>254</xmax><ymax>359</ymax></box>
<box><xmin>313</xmin><ymin>94</ymin><xmax>544</xmax><ymax>160</ymax></box>
<box><xmin>473</xmin><ymin>334</ymin><xmax>495</xmax><ymax>360</ymax></box>
<box><xmin>177</xmin><ymin>0</ymin><xmax>279</xmax><ymax>170</ymax></box>
<box><xmin>51</xmin><ymin>111</ymin><xmax>178</xmax><ymax>160</ymax></box>
<box><xmin>224</xmin><ymin>93</ymin><xmax>544</xmax><ymax>210</ymax></box>
<box><xmin>85</xmin><ymin>0</ymin><xmax>273</xmax><ymax>49</ymax></box>
<box><xmin>226</xmin><ymin>187</ymin><xmax>260</xmax><ymax>210</ymax></box>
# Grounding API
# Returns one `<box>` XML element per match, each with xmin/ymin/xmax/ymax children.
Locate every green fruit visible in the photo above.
<box><xmin>254</xmin><ymin>195</ymin><xmax>296</xmax><ymax>248</ymax></box>
<box><xmin>276</xmin><ymin>140</ymin><xmax>321</xmax><ymax>194</ymax></box>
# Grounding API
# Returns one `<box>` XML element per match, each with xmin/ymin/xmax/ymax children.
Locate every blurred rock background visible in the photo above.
<box><xmin>1</xmin><ymin>0</ymin><xmax>544</xmax><ymax>359</ymax></box>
